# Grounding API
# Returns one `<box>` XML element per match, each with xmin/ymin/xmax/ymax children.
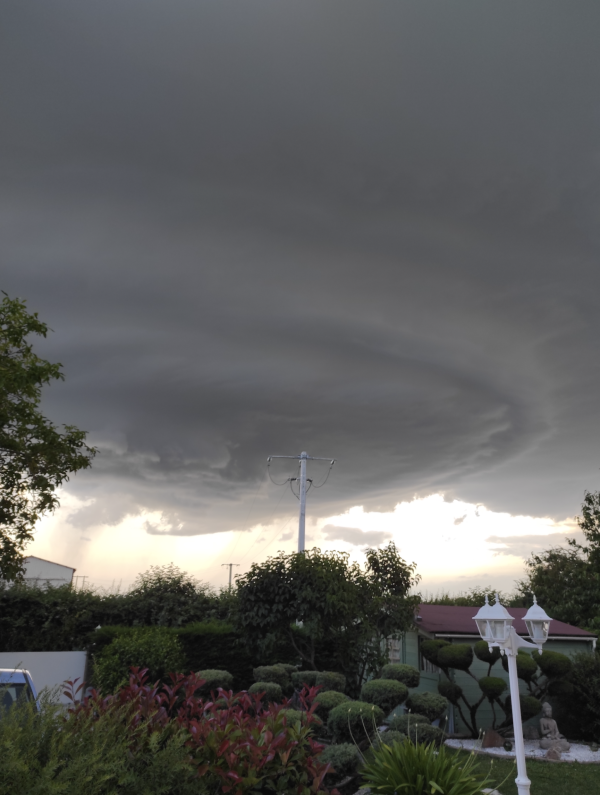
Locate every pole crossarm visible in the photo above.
<box><xmin>266</xmin><ymin>452</ymin><xmax>336</xmax><ymax>552</ymax></box>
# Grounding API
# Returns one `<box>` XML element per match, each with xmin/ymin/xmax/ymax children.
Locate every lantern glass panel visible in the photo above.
<box><xmin>490</xmin><ymin>619</ymin><xmax>509</xmax><ymax>641</ymax></box>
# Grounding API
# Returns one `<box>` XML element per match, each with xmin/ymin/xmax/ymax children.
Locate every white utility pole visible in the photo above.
<box><xmin>221</xmin><ymin>562</ymin><xmax>239</xmax><ymax>589</ymax></box>
<box><xmin>267</xmin><ymin>452</ymin><xmax>335</xmax><ymax>552</ymax></box>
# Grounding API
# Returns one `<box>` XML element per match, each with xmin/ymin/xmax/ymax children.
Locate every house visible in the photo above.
<box><xmin>20</xmin><ymin>556</ymin><xmax>75</xmax><ymax>588</ymax></box>
<box><xmin>391</xmin><ymin>604</ymin><xmax>597</xmax><ymax>734</ymax></box>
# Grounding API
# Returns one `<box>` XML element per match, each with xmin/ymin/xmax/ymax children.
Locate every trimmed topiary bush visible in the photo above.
<box><xmin>313</xmin><ymin>690</ymin><xmax>351</xmax><ymax>722</ymax></box>
<box><xmin>360</xmin><ymin>679</ymin><xmax>408</xmax><ymax>714</ymax></box>
<box><xmin>438</xmin><ymin>679</ymin><xmax>463</xmax><ymax>705</ymax></box>
<box><xmin>437</xmin><ymin>644</ymin><xmax>474</xmax><ymax>672</ymax></box>
<box><xmin>275</xmin><ymin>663</ymin><xmax>298</xmax><ymax>676</ymax></box>
<box><xmin>376</xmin><ymin>729</ymin><xmax>407</xmax><ymax>747</ymax></box>
<box><xmin>406</xmin><ymin>692</ymin><xmax>448</xmax><ymax>722</ymax></box>
<box><xmin>474</xmin><ymin>640</ymin><xmax>502</xmax><ymax>666</ymax></box>
<box><xmin>278</xmin><ymin>708</ymin><xmax>323</xmax><ymax>728</ymax></box>
<box><xmin>328</xmin><ymin>700</ymin><xmax>384</xmax><ymax>743</ymax></box>
<box><xmin>419</xmin><ymin>640</ymin><xmax>450</xmax><ymax>668</ymax></box>
<box><xmin>253</xmin><ymin>664</ymin><xmax>289</xmax><ymax>688</ymax></box>
<box><xmin>315</xmin><ymin>671</ymin><xmax>346</xmax><ymax>693</ymax></box>
<box><xmin>504</xmin><ymin>694</ymin><xmax>542</xmax><ymax>722</ymax></box>
<box><xmin>387</xmin><ymin>713</ymin><xmax>430</xmax><ymax>735</ymax></box>
<box><xmin>478</xmin><ymin>676</ymin><xmax>507</xmax><ymax>701</ymax></box>
<box><xmin>532</xmin><ymin>649</ymin><xmax>573</xmax><ymax>679</ymax></box>
<box><xmin>548</xmin><ymin>679</ymin><xmax>574</xmax><ymax>698</ymax></box>
<box><xmin>320</xmin><ymin>743</ymin><xmax>361</xmax><ymax>784</ymax></box>
<box><xmin>380</xmin><ymin>663</ymin><xmax>420</xmax><ymax>689</ymax></box>
<box><xmin>196</xmin><ymin>669</ymin><xmax>234</xmax><ymax>695</ymax></box>
<box><xmin>248</xmin><ymin>681</ymin><xmax>283</xmax><ymax>703</ymax></box>
<box><xmin>291</xmin><ymin>670</ymin><xmax>319</xmax><ymax>689</ymax></box>
<box><xmin>501</xmin><ymin>650</ymin><xmax>538</xmax><ymax>682</ymax></box>
<box><xmin>406</xmin><ymin>722</ymin><xmax>445</xmax><ymax>747</ymax></box>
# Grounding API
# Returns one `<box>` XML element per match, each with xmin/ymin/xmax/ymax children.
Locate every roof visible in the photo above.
<box><xmin>417</xmin><ymin>604</ymin><xmax>596</xmax><ymax>639</ymax></box>
<box><xmin>24</xmin><ymin>556</ymin><xmax>76</xmax><ymax>573</ymax></box>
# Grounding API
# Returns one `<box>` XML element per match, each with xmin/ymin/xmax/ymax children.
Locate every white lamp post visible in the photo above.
<box><xmin>473</xmin><ymin>594</ymin><xmax>552</xmax><ymax>795</ymax></box>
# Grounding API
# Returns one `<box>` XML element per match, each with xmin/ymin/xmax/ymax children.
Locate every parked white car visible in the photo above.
<box><xmin>0</xmin><ymin>668</ymin><xmax>39</xmax><ymax>712</ymax></box>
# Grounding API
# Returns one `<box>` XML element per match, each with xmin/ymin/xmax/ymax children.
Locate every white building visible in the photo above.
<box><xmin>21</xmin><ymin>556</ymin><xmax>75</xmax><ymax>588</ymax></box>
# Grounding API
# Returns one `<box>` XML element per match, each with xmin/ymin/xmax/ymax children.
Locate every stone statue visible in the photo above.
<box><xmin>538</xmin><ymin>702</ymin><xmax>570</xmax><ymax>751</ymax></box>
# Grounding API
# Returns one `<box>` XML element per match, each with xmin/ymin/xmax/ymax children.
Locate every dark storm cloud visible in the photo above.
<box><xmin>321</xmin><ymin>525</ymin><xmax>392</xmax><ymax>548</ymax></box>
<box><xmin>2</xmin><ymin>1</ymin><xmax>600</xmax><ymax>538</ymax></box>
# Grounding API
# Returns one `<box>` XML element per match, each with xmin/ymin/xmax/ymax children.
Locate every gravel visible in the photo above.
<box><xmin>445</xmin><ymin>737</ymin><xmax>600</xmax><ymax>764</ymax></box>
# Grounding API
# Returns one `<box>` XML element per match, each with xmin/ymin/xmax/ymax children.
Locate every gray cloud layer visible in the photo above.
<box><xmin>2</xmin><ymin>2</ymin><xmax>600</xmax><ymax>539</ymax></box>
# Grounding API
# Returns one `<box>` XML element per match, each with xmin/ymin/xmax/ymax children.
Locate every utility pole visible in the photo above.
<box><xmin>221</xmin><ymin>562</ymin><xmax>239</xmax><ymax>589</ymax></box>
<box><xmin>267</xmin><ymin>452</ymin><xmax>335</xmax><ymax>552</ymax></box>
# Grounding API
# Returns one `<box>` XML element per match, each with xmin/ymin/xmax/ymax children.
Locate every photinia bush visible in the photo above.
<box><xmin>65</xmin><ymin>669</ymin><xmax>337</xmax><ymax>795</ymax></box>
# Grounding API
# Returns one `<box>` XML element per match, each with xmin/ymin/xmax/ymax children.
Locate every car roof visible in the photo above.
<box><xmin>0</xmin><ymin>669</ymin><xmax>31</xmax><ymax>683</ymax></box>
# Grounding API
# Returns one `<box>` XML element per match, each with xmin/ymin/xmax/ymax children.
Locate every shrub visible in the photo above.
<box><xmin>405</xmin><ymin>692</ymin><xmax>448</xmax><ymax>722</ymax></box>
<box><xmin>473</xmin><ymin>640</ymin><xmax>502</xmax><ymax>666</ymax></box>
<box><xmin>557</xmin><ymin>651</ymin><xmax>600</xmax><ymax>741</ymax></box>
<box><xmin>532</xmin><ymin>649</ymin><xmax>573</xmax><ymax>679</ymax></box>
<box><xmin>327</xmin><ymin>700</ymin><xmax>385</xmax><ymax>743</ymax></box>
<box><xmin>278</xmin><ymin>708</ymin><xmax>322</xmax><ymax>729</ymax></box>
<box><xmin>275</xmin><ymin>663</ymin><xmax>298</xmax><ymax>676</ymax></box>
<box><xmin>419</xmin><ymin>639</ymin><xmax>450</xmax><ymax>667</ymax></box>
<box><xmin>380</xmin><ymin>663</ymin><xmax>420</xmax><ymax>688</ymax></box>
<box><xmin>315</xmin><ymin>671</ymin><xmax>346</xmax><ymax>693</ymax></box>
<box><xmin>247</xmin><ymin>681</ymin><xmax>283</xmax><ymax>703</ymax></box>
<box><xmin>175</xmin><ymin>621</ymin><xmax>255</xmax><ymax>690</ymax></box>
<box><xmin>360</xmin><ymin>679</ymin><xmax>408</xmax><ymax>714</ymax></box>
<box><xmin>320</xmin><ymin>743</ymin><xmax>361</xmax><ymax>783</ymax></box>
<box><xmin>377</xmin><ymin>729</ymin><xmax>407</xmax><ymax>746</ymax></box>
<box><xmin>438</xmin><ymin>678</ymin><xmax>463</xmax><ymax>705</ymax></box>
<box><xmin>504</xmin><ymin>694</ymin><xmax>542</xmax><ymax>722</ymax></box>
<box><xmin>387</xmin><ymin>712</ymin><xmax>430</xmax><ymax>734</ymax></box>
<box><xmin>361</xmin><ymin>735</ymin><xmax>491</xmax><ymax>795</ymax></box>
<box><xmin>501</xmin><ymin>650</ymin><xmax>538</xmax><ymax>682</ymax></box>
<box><xmin>92</xmin><ymin>627</ymin><xmax>186</xmax><ymax>693</ymax></box>
<box><xmin>196</xmin><ymin>669</ymin><xmax>233</xmax><ymax>695</ymax></box>
<box><xmin>291</xmin><ymin>670</ymin><xmax>319</xmax><ymax>689</ymax></box>
<box><xmin>437</xmin><ymin>644</ymin><xmax>473</xmax><ymax>672</ymax></box>
<box><xmin>312</xmin><ymin>690</ymin><xmax>351</xmax><ymax>722</ymax></box>
<box><xmin>478</xmin><ymin>676</ymin><xmax>507</xmax><ymax>701</ymax></box>
<box><xmin>253</xmin><ymin>664</ymin><xmax>290</xmax><ymax>688</ymax></box>
<box><xmin>406</xmin><ymin>723</ymin><xmax>445</xmax><ymax>747</ymax></box>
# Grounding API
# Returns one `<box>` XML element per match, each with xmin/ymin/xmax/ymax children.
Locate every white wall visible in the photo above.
<box><xmin>0</xmin><ymin>652</ymin><xmax>87</xmax><ymax>704</ymax></box>
<box><xmin>23</xmin><ymin>556</ymin><xmax>75</xmax><ymax>588</ymax></box>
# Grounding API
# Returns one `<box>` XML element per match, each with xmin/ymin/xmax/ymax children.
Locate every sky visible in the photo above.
<box><xmin>2</xmin><ymin>2</ymin><xmax>599</xmax><ymax>594</ymax></box>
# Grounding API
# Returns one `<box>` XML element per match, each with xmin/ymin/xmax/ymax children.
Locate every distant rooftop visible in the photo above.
<box><xmin>417</xmin><ymin>603</ymin><xmax>596</xmax><ymax>639</ymax></box>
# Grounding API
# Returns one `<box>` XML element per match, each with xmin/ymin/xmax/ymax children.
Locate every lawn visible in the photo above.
<box><xmin>462</xmin><ymin>750</ymin><xmax>600</xmax><ymax>795</ymax></box>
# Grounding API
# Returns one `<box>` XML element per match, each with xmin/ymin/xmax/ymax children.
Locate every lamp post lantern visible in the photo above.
<box><xmin>473</xmin><ymin>594</ymin><xmax>552</xmax><ymax>795</ymax></box>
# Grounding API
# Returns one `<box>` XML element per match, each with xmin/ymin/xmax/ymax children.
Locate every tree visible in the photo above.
<box><xmin>235</xmin><ymin>543</ymin><xmax>420</xmax><ymax>695</ymax></box>
<box><xmin>516</xmin><ymin>490</ymin><xmax>600</xmax><ymax>632</ymax></box>
<box><xmin>0</xmin><ymin>294</ymin><xmax>96</xmax><ymax>580</ymax></box>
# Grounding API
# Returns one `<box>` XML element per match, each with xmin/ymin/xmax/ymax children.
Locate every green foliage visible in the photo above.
<box><xmin>501</xmin><ymin>649</ymin><xmax>538</xmax><ymax>682</ymax></box>
<box><xmin>327</xmin><ymin>700</ymin><xmax>384</xmax><ymax>743</ymax></box>
<box><xmin>376</xmin><ymin>729</ymin><xmax>407</xmax><ymax>746</ymax></box>
<box><xmin>315</xmin><ymin>671</ymin><xmax>346</xmax><ymax>693</ymax></box>
<box><xmin>196</xmin><ymin>669</ymin><xmax>233</xmax><ymax>694</ymax></box>
<box><xmin>174</xmin><ymin>620</ymin><xmax>255</xmax><ymax>690</ymax></box>
<box><xmin>253</xmin><ymin>664</ymin><xmax>290</xmax><ymax>687</ymax></box>
<box><xmin>437</xmin><ymin>643</ymin><xmax>474</xmax><ymax>672</ymax></box>
<box><xmin>405</xmin><ymin>692</ymin><xmax>449</xmax><ymax>722</ymax></box>
<box><xmin>478</xmin><ymin>676</ymin><xmax>507</xmax><ymax>701</ymax></box>
<box><xmin>438</xmin><ymin>678</ymin><xmax>463</xmax><ymax>705</ymax></box>
<box><xmin>320</xmin><ymin>743</ymin><xmax>361</xmax><ymax>784</ymax></box>
<box><xmin>422</xmin><ymin>586</ymin><xmax>525</xmax><ymax>607</ymax></box>
<box><xmin>406</xmin><ymin>723</ymin><xmax>446</xmax><ymax>747</ymax></box>
<box><xmin>516</xmin><ymin>491</ymin><xmax>600</xmax><ymax>632</ymax></box>
<box><xmin>278</xmin><ymin>708</ymin><xmax>322</xmax><ymax>729</ymax></box>
<box><xmin>360</xmin><ymin>679</ymin><xmax>408</xmax><ymax>714</ymax></box>
<box><xmin>275</xmin><ymin>662</ymin><xmax>298</xmax><ymax>676</ymax></box>
<box><xmin>532</xmin><ymin>648</ymin><xmax>573</xmax><ymax>679</ymax></box>
<box><xmin>291</xmin><ymin>670</ymin><xmax>319</xmax><ymax>689</ymax></box>
<box><xmin>360</xmin><ymin>737</ymin><xmax>491</xmax><ymax>795</ymax></box>
<box><xmin>474</xmin><ymin>640</ymin><xmax>502</xmax><ymax>666</ymax></box>
<box><xmin>504</xmin><ymin>694</ymin><xmax>542</xmax><ymax>722</ymax></box>
<box><xmin>0</xmin><ymin>695</ymin><xmax>200</xmax><ymax>795</ymax></box>
<box><xmin>247</xmin><ymin>681</ymin><xmax>283</xmax><ymax>703</ymax></box>
<box><xmin>387</xmin><ymin>712</ymin><xmax>430</xmax><ymax>734</ymax></box>
<box><xmin>419</xmin><ymin>639</ymin><xmax>450</xmax><ymax>667</ymax></box>
<box><xmin>380</xmin><ymin>663</ymin><xmax>420</xmax><ymax>688</ymax></box>
<box><xmin>92</xmin><ymin>627</ymin><xmax>186</xmax><ymax>693</ymax></box>
<box><xmin>555</xmin><ymin>651</ymin><xmax>600</xmax><ymax>742</ymax></box>
<box><xmin>312</xmin><ymin>690</ymin><xmax>351</xmax><ymax>722</ymax></box>
<box><xmin>547</xmin><ymin>679</ymin><xmax>574</xmax><ymax>698</ymax></box>
<box><xmin>236</xmin><ymin>544</ymin><xmax>420</xmax><ymax>694</ymax></box>
<box><xmin>0</xmin><ymin>294</ymin><xmax>96</xmax><ymax>580</ymax></box>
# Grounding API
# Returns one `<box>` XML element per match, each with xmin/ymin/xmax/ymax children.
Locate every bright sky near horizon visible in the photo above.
<box><xmin>31</xmin><ymin>490</ymin><xmax>578</xmax><ymax>595</ymax></box>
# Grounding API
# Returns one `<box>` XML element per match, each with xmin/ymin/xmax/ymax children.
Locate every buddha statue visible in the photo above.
<box><xmin>538</xmin><ymin>702</ymin><xmax>570</xmax><ymax>751</ymax></box>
